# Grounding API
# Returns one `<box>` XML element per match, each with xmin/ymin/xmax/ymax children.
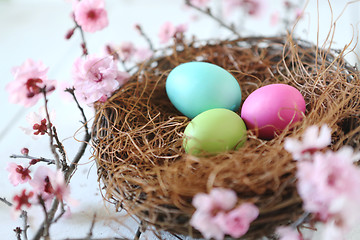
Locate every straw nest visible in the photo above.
<box><xmin>92</xmin><ymin>36</ymin><xmax>360</xmax><ymax>239</ymax></box>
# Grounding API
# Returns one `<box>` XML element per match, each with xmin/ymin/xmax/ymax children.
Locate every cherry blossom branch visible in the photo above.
<box><xmin>1</xmin><ymin>197</ymin><xmax>29</xmax><ymax>240</ymax></box>
<box><xmin>184</xmin><ymin>0</ymin><xmax>240</xmax><ymax>38</ymax></box>
<box><xmin>134</xmin><ymin>24</ymin><xmax>154</xmax><ymax>51</ymax></box>
<box><xmin>53</xmin><ymin>127</ymin><xmax>69</xmax><ymax>171</ymax></box>
<box><xmin>42</xmin><ymin>89</ymin><xmax>61</xmax><ymax>169</ymax></box>
<box><xmin>10</xmin><ymin>154</ymin><xmax>55</xmax><ymax>165</ymax></box>
<box><xmin>64</xmin><ymin>87</ymin><xmax>91</xmax><ymax>182</ymax></box>
<box><xmin>32</xmin><ymin>199</ymin><xmax>60</xmax><ymax>240</ymax></box>
<box><xmin>0</xmin><ymin>197</ymin><xmax>13</xmax><ymax>207</ymax></box>
<box><xmin>20</xmin><ymin>211</ymin><xmax>30</xmax><ymax>240</ymax></box>
<box><xmin>38</xmin><ymin>196</ymin><xmax>51</xmax><ymax>239</ymax></box>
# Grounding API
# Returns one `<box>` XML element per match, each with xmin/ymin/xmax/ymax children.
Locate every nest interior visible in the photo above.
<box><xmin>93</xmin><ymin>36</ymin><xmax>360</xmax><ymax>239</ymax></box>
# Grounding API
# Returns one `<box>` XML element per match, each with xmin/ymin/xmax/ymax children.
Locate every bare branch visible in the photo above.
<box><xmin>10</xmin><ymin>154</ymin><xmax>55</xmax><ymax>165</ymax></box>
<box><xmin>184</xmin><ymin>0</ymin><xmax>240</xmax><ymax>38</ymax></box>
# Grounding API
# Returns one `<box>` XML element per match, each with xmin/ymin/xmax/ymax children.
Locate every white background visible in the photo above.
<box><xmin>1</xmin><ymin>0</ymin><xmax>360</xmax><ymax>239</ymax></box>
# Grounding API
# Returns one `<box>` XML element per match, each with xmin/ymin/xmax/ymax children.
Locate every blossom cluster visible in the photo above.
<box><xmin>6</xmin><ymin>158</ymin><xmax>71</xmax><ymax>215</ymax></box>
<box><xmin>190</xmin><ymin>188</ymin><xmax>259</xmax><ymax>240</ymax></box>
<box><xmin>278</xmin><ymin>125</ymin><xmax>360</xmax><ymax>239</ymax></box>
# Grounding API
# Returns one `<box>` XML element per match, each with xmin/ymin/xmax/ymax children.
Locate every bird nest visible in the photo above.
<box><xmin>92</xmin><ymin>36</ymin><xmax>360</xmax><ymax>239</ymax></box>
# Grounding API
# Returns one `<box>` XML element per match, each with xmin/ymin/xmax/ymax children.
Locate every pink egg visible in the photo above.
<box><xmin>240</xmin><ymin>84</ymin><xmax>306</xmax><ymax>140</ymax></box>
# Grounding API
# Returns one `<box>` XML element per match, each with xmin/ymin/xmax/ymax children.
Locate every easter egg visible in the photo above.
<box><xmin>240</xmin><ymin>84</ymin><xmax>306</xmax><ymax>140</ymax></box>
<box><xmin>183</xmin><ymin>108</ymin><xmax>247</xmax><ymax>156</ymax></box>
<box><xmin>166</xmin><ymin>62</ymin><xmax>242</xmax><ymax>119</ymax></box>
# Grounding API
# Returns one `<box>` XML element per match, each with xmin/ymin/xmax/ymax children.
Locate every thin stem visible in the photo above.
<box><xmin>0</xmin><ymin>197</ymin><xmax>13</xmax><ymax>207</ymax></box>
<box><xmin>38</xmin><ymin>196</ymin><xmax>50</xmax><ymax>240</ymax></box>
<box><xmin>20</xmin><ymin>211</ymin><xmax>29</xmax><ymax>240</ymax></box>
<box><xmin>42</xmin><ymin>89</ymin><xmax>61</xmax><ymax>169</ymax></box>
<box><xmin>64</xmin><ymin>88</ymin><xmax>91</xmax><ymax>182</ymax></box>
<box><xmin>10</xmin><ymin>154</ymin><xmax>55</xmax><ymax>165</ymax></box>
<box><xmin>32</xmin><ymin>199</ymin><xmax>60</xmax><ymax>240</ymax></box>
<box><xmin>185</xmin><ymin>0</ymin><xmax>240</xmax><ymax>38</ymax></box>
<box><xmin>135</xmin><ymin>24</ymin><xmax>154</xmax><ymax>51</ymax></box>
<box><xmin>53</xmin><ymin>126</ymin><xmax>69</xmax><ymax>171</ymax></box>
<box><xmin>87</xmin><ymin>213</ymin><xmax>97</xmax><ymax>239</ymax></box>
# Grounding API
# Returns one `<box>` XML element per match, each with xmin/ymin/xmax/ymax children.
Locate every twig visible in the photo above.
<box><xmin>135</xmin><ymin>24</ymin><xmax>154</xmax><ymax>51</ymax></box>
<box><xmin>20</xmin><ymin>210</ymin><xmax>30</xmax><ymax>240</ymax></box>
<box><xmin>134</xmin><ymin>226</ymin><xmax>141</xmax><ymax>240</ymax></box>
<box><xmin>72</xmin><ymin>17</ymin><xmax>88</xmax><ymax>56</ymax></box>
<box><xmin>42</xmin><ymin>89</ymin><xmax>61</xmax><ymax>169</ymax></box>
<box><xmin>32</xmin><ymin>198</ymin><xmax>60</xmax><ymax>240</ymax></box>
<box><xmin>10</xmin><ymin>154</ymin><xmax>55</xmax><ymax>165</ymax></box>
<box><xmin>64</xmin><ymin>88</ymin><xmax>91</xmax><ymax>182</ymax></box>
<box><xmin>14</xmin><ymin>227</ymin><xmax>22</xmax><ymax>240</ymax></box>
<box><xmin>53</xmin><ymin>126</ymin><xmax>69</xmax><ymax>171</ymax></box>
<box><xmin>184</xmin><ymin>0</ymin><xmax>240</xmax><ymax>37</ymax></box>
<box><xmin>0</xmin><ymin>197</ymin><xmax>13</xmax><ymax>207</ymax></box>
<box><xmin>38</xmin><ymin>196</ymin><xmax>51</xmax><ymax>240</ymax></box>
<box><xmin>87</xmin><ymin>213</ymin><xmax>97</xmax><ymax>239</ymax></box>
<box><xmin>53</xmin><ymin>201</ymin><xmax>66</xmax><ymax>223</ymax></box>
<box><xmin>2</xmin><ymin>198</ymin><xmax>30</xmax><ymax>240</ymax></box>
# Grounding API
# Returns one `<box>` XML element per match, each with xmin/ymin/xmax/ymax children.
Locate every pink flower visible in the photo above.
<box><xmin>73</xmin><ymin>0</ymin><xmax>108</xmax><ymax>33</ymax></box>
<box><xmin>158</xmin><ymin>22</ymin><xmax>188</xmax><ymax>44</ymax></box>
<box><xmin>191</xmin><ymin>188</ymin><xmax>239</xmax><ymax>240</ymax></box>
<box><xmin>214</xmin><ymin>203</ymin><xmax>259</xmax><ymax>238</ymax></box>
<box><xmin>6</xmin><ymin>59</ymin><xmax>56</xmax><ymax>107</ymax></box>
<box><xmin>6</xmin><ymin>163</ymin><xmax>31</xmax><ymax>186</ymax></box>
<box><xmin>189</xmin><ymin>0</ymin><xmax>210</xmax><ymax>8</ymax></box>
<box><xmin>297</xmin><ymin>148</ymin><xmax>360</xmax><ymax>220</ymax></box>
<box><xmin>30</xmin><ymin>166</ymin><xmax>71</xmax><ymax>203</ymax></box>
<box><xmin>270</xmin><ymin>11</ymin><xmax>280</xmax><ymax>26</ymax></box>
<box><xmin>192</xmin><ymin>188</ymin><xmax>238</xmax><ymax>213</ymax></box>
<box><xmin>119</xmin><ymin>42</ymin><xmax>136</xmax><ymax>61</ymax></box>
<box><xmin>190</xmin><ymin>210</ymin><xmax>225</xmax><ymax>240</ymax></box>
<box><xmin>134</xmin><ymin>47</ymin><xmax>153</xmax><ymax>62</ymax></box>
<box><xmin>223</xmin><ymin>0</ymin><xmax>266</xmax><ymax>17</ymax></box>
<box><xmin>158</xmin><ymin>21</ymin><xmax>176</xmax><ymax>44</ymax></box>
<box><xmin>284</xmin><ymin>124</ymin><xmax>331</xmax><ymax>160</ymax></box>
<box><xmin>72</xmin><ymin>55</ymin><xmax>129</xmax><ymax>104</ymax></box>
<box><xmin>276</xmin><ymin>226</ymin><xmax>302</xmax><ymax>240</ymax></box>
<box><xmin>13</xmin><ymin>189</ymin><xmax>34</xmax><ymax>211</ymax></box>
<box><xmin>20</xmin><ymin>107</ymin><xmax>56</xmax><ymax>139</ymax></box>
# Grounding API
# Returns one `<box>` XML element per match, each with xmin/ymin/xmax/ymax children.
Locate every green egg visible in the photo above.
<box><xmin>183</xmin><ymin>108</ymin><xmax>247</xmax><ymax>156</ymax></box>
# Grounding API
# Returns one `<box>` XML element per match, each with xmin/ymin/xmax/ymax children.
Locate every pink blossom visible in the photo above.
<box><xmin>214</xmin><ymin>203</ymin><xmax>259</xmax><ymax>238</ymax></box>
<box><xmin>6</xmin><ymin>59</ymin><xmax>56</xmax><ymax>107</ymax></box>
<box><xmin>20</xmin><ymin>107</ymin><xmax>56</xmax><ymax>139</ymax></box>
<box><xmin>223</xmin><ymin>0</ymin><xmax>266</xmax><ymax>18</ymax></box>
<box><xmin>175</xmin><ymin>23</ymin><xmax>188</xmax><ymax>35</ymax></box>
<box><xmin>118</xmin><ymin>42</ymin><xmax>136</xmax><ymax>61</ymax></box>
<box><xmin>158</xmin><ymin>21</ymin><xmax>176</xmax><ymax>44</ymax></box>
<box><xmin>6</xmin><ymin>163</ymin><xmax>31</xmax><ymax>186</ymax></box>
<box><xmin>276</xmin><ymin>226</ymin><xmax>302</xmax><ymax>240</ymax></box>
<box><xmin>192</xmin><ymin>188</ymin><xmax>238</xmax><ymax>213</ymax></box>
<box><xmin>134</xmin><ymin>48</ymin><xmax>153</xmax><ymax>62</ymax></box>
<box><xmin>296</xmin><ymin>148</ymin><xmax>360</xmax><ymax>220</ymax></box>
<box><xmin>270</xmin><ymin>11</ymin><xmax>280</xmax><ymax>26</ymax></box>
<box><xmin>191</xmin><ymin>188</ymin><xmax>239</xmax><ymax>239</ymax></box>
<box><xmin>73</xmin><ymin>0</ymin><xmax>108</xmax><ymax>33</ymax></box>
<box><xmin>158</xmin><ymin>22</ymin><xmax>188</xmax><ymax>44</ymax></box>
<box><xmin>30</xmin><ymin>166</ymin><xmax>71</xmax><ymax>203</ymax></box>
<box><xmin>72</xmin><ymin>55</ymin><xmax>130</xmax><ymax>104</ymax></box>
<box><xmin>13</xmin><ymin>189</ymin><xmax>34</xmax><ymax>211</ymax></box>
<box><xmin>189</xmin><ymin>0</ymin><xmax>210</xmax><ymax>8</ymax></box>
<box><xmin>284</xmin><ymin>124</ymin><xmax>331</xmax><ymax>160</ymax></box>
<box><xmin>190</xmin><ymin>210</ymin><xmax>225</xmax><ymax>240</ymax></box>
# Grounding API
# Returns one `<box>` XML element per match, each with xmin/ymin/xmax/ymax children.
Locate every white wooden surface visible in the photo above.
<box><xmin>0</xmin><ymin>0</ymin><xmax>360</xmax><ymax>239</ymax></box>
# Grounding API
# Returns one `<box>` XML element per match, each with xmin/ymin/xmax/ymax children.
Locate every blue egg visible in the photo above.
<box><xmin>165</xmin><ymin>62</ymin><xmax>242</xmax><ymax>118</ymax></box>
